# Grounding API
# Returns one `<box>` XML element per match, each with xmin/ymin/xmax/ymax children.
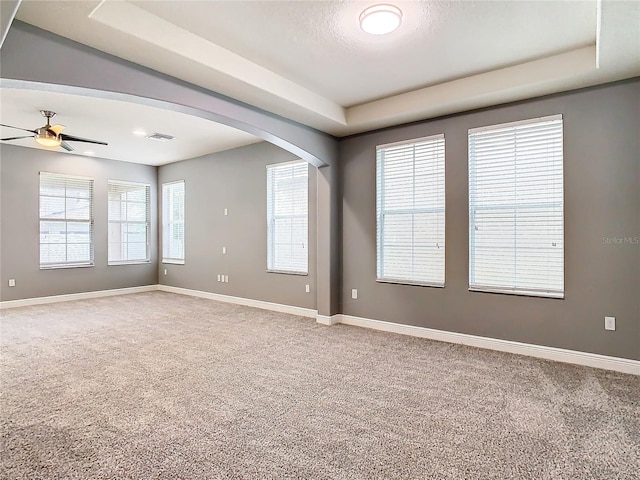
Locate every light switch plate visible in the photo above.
<box><xmin>605</xmin><ymin>316</ymin><xmax>616</xmax><ymax>331</ymax></box>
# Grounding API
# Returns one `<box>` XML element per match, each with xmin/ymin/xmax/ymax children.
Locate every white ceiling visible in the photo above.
<box><xmin>0</xmin><ymin>88</ymin><xmax>261</xmax><ymax>165</ymax></box>
<box><xmin>3</xmin><ymin>0</ymin><xmax>640</xmax><ymax>163</ymax></box>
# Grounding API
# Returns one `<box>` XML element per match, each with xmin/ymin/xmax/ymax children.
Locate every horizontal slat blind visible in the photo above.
<box><xmin>108</xmin><ymin>180</ymin><xmax>151</xmax><ymax>264</ymax></box>
<box><xmin>39</xmin><ymin>172</ymin><xmax>94</xmax><ymax>268</ymax></box>
<box><xmin>376</xmin><ymin>134</ymin><xmax>445</xmax><ymax>286</ymax></box>
<box><xmin>267</xmin><ymin>161</ymin><xmax>308</xmax><ymax>274</ymax></box>
<box><xmin>469</xmin><ymin>115</ymin><xmax>564</xmax><ymax>297</ymax></box>
<box><xmin>162</xmin><ymin>181</ymin><xmax>185</xmax><ymax>264</ymax></box>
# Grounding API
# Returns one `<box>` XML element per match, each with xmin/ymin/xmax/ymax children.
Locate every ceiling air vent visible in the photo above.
<box><xmin>146</xmin><ymin>133</ymin><xmax>175</xmax><ymax>142</ymax></box>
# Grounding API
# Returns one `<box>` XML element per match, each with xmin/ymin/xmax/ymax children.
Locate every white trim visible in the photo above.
<box><xmin>265</xmin><ymin>158</ymin><xmax>305</xmax><ymax>169</ymax></box>
<box><xmin>376</xmin><ymin>133</ymin><xmax>444</xmax><ymax>151</ymax></box>
<box><xmin>337</xmin><ymin>314</ymin><xmax>640</xmax><ymax>376</ymax></box>
<box><xmin>0</xmin><ymin>285</ymin><xmax>157</xmax><ymax>309</ymax></box>
<box><xmin>468</xmin><ymin>113</ymin><xmax>563</xmax><ymax>134</ymax></box>
<box><xmin>161</xmin><ymin>179</ymin><xmax>185</xmax><ymax>187</ymax></box>
<box><xmin>162</xmin><ymin>259</ymin><xmax>185</xmax><ymax>265</ymax></box>
<box><xmin>107</xmin><ymin>179</ymin><xmax>151</xmax><ymax>189</ymax></box>
<box><xmin>157</xmin><ymin>285</ymin><xmax>317</xmax><ymax>318</ymax></box>
<box><xmin>40</xmin><ymin>171</ymin><xmax>94</xmax><ymax>181</ymax></box>
<box><xmin>316</xmin><ymin>314</ymin><xmax>341</xmax><ymax>326</ymax></box>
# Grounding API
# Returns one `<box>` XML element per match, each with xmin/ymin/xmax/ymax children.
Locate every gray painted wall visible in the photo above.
<box><xmin>340</xmin><ymin>80</ymin><xmax>640</xmax><ymax>360</ymax></box>
<box><xmin>0</xmin><ymin>144</ymin><xmax>158</xmax><ymax>300</ymax></box>
<box><xmin>158</xmin><ymin>141</ymin><xmax>317</xmax><ymax>310</ymax></box>
<box><xmin>1</xmin><ymin>21</ymin><xmax>340</xmax><ymax>315</ymax></box>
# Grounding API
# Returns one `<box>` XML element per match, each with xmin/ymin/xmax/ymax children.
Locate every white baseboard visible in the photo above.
<box><xmin>157</xmin><ymin>285</ymin><xmax>317</xmax><ymax>319</ymax></box>
<box><xmin>0</xmin><ymin>285</ymin><xmax>158</xmax><ymax>309</ymax></box>
<box><xmin>316</xmin><ymin>314</ymin><xmax>341</xmax><ymax>326</ymax></box>
<box><xmin>338</xmin><ymin>314</ymin><xmax>640</xmax><ymax>376</ymax></box>
<box><xmin>3</xmin><ymin>285</ymin><xmax>636</xmax><ymax>375</ymax></box>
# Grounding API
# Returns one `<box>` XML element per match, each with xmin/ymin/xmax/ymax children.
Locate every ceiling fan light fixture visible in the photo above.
<box><xmin>359</xmin><ymin>4</ymin><xmax>402</xmax><ymax>35</ymax></box>
<box><xmin>35</xmin><ymin>132</ymin><xmax>62</xmax><ymax>147</ymax></box>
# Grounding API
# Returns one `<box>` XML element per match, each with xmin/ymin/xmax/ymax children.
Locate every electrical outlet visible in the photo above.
<box><xmin>351</xmin><ymin>288</ymin><xmax>358</xmax><ymax>300</ymax></box>
<box><xmin>163</xmin><ymin>269</ymin><xmax>167</xmax><ymax>275</ymax></box>
<box><xmin>305</xmin><ymin>284</ymin><xmax>310</xmax><ymax>293</ymax></box>
<box><xmin>605</xmin><ymin>316</ymin><xmax>616</xmax><ymax>331</ymax></box>
<box><xmin>8</xmin><ymin>279</ymin><xmax>16</xmax><ymax>287</ymax></box>
<box><xmin>222</xmin><ymin>246</ymin><xmax>226</xmax><ymax>254</ymax></box>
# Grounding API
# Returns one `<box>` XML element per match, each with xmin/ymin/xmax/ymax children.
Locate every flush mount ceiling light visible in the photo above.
<box><xmin>359</xmin><ymin>4</ymin><xmax>402</xmax><ymax>35</ymax></box>
<box><xmin>132</xmin><ymin>129</ymin><xmax>147</xmax><ymax>136</ymax></box>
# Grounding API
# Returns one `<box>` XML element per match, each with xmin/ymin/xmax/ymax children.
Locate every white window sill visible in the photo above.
<box><xmin>267</xmin><ymin>269</ymin><xmax>308</xmax><ymax>276</ymax></box>
<box><xmin>162</xmin><ymin>259</ymin><xmax>185</xmax><ymax>265</ymax></box>
<box><xmin>469</xmin><ymin>287</ymin><xmax>564</xmax><ymax>299</ymax></box>
<box><xmin>108</xmin><ymin>260</ymin><xmax>152</xmax><ymax>266</ymax></box>
<box><xmin>376</xmin><ymin>278</ymin><xmax>444</xmax><ymax>288</ymax></box>
<box><xmin>40</xmin><ymin>263</ymin><xmax>95</xmax><ymax>270</ymax></box>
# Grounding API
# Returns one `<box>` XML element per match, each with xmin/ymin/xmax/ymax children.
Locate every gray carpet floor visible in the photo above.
<box><xmin>1</xmin><ymin>291</ymin><xmax>638</xmax><ymax>479</ymax></box>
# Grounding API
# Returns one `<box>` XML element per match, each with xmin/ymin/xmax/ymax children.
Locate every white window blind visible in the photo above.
<box><xmin>108</xmin><ymin>180</ymin><xmax>151</xmax><ymax>265</ymax></box>
<box><xmin>39</xmin><ymin>172</ymin><xmax>94</xmax><ymax>269</ymax></box>
<box><xmin>376</xmin><ymin>134</ymin><xmax>446</xmax><ymax>286</ymax></box>
<box><xmin>468</xmin><ymin>115</ymin><xmax>564</xmax><ymax>298</ymax></box>
<box><xmin>162</xmin><ymin>181</ymin><xmax>185</xmax><ymax>264</ymax></box>
<box><xmin>267</xmin><ymin>161</ymin><xmax>308</xmax><ymax>274</ymax></box>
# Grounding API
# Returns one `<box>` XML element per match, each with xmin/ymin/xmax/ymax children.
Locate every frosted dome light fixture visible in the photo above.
<box><xmin>359</xmin><ymin>4</ymin><xmax>402</xmax><ymax>35</ymax></box>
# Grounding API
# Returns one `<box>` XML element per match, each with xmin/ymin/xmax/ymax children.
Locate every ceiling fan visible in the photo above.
<box><xmin>0</xmin><ymin>110</ymin><xmax>108</xmax><ymax>152</ymax></box>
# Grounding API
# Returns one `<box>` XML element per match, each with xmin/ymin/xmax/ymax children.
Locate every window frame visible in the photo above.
<box><xmin>266</xmin><ymin>160</ymin><xmax>309</xmax><ymax>275</ymax></box>
<box><xmin>376</xmin><ymin>133</ymin><xmax>446</xmax><ymax>288</ymax></box>
<box><xmin>468</xmin><ymin>114</ymin><xmax>564</xmax><ymax>299</ymax></box>
<box><xmin>107</xmin><ymin>180</ymin><xmax>151</xmax><ymax>266</ymax></box>
<box><xmin>162</xmin><ymin>180</ymin><xmax>185</xmax><ymax>265</ymax></box>
<box><xmin>39</xmin><ymin>172</ymin><xmax>94</xmax><ymax>270</ymax></box>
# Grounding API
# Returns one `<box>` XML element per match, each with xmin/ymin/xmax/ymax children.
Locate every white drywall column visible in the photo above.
<box><xmin>317</xmin><ymin>163</ymin><xmax>341</xmax><ymax>317</ymax></box>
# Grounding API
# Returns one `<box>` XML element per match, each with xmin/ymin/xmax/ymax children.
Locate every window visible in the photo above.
<box><xmin>267</xmin><ymin>160</ymin><xmax>308</xmax><ymax>274</ymax></box>
<box><xmin>108</xmin><ymin>180</ymin><xmax>151</xmax><ymax>265</ymax></box>
<box><xmin>39</xmin><ymin>172</ymin><xmax>94</xmax><ymax>269</ymax></box>
<box><xmin>376</xmin><ymin>134</ymin><xmax>446</xmax><ymax>286</ymax></box>
<box><xmin>162</xmin><ymin>181</ymin><xmax>185</xmax><ymax>264</ymax></box>
<box><xmin>468</xmin><ymin>115</ymin><xmax>564</xmax><ymax>298</ymax></box>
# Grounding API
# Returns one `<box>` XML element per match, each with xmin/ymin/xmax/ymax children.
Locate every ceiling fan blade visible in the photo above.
<box><xmin>1</xmin><ymin>135</ymin><xmax>35</xmax><ymax>141</ymax></box>
<box><xmin>0</xmin><ymin>124</ymin><xmax>37</xmax><ymax>134</ymax></box>
<box><xmin>49</xmin><ymin>124</ymin><xmax>65</xmax><ymax>135</ymax></box>
<box><xmin>60</xmin><ymin>141</ymin><xmax>74</xmax><ymax>152</ymax></box>
<box><xmin>59</xmin><ymin>133</ymin><xmax>108</xmax><ymax>145</ymax></box>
